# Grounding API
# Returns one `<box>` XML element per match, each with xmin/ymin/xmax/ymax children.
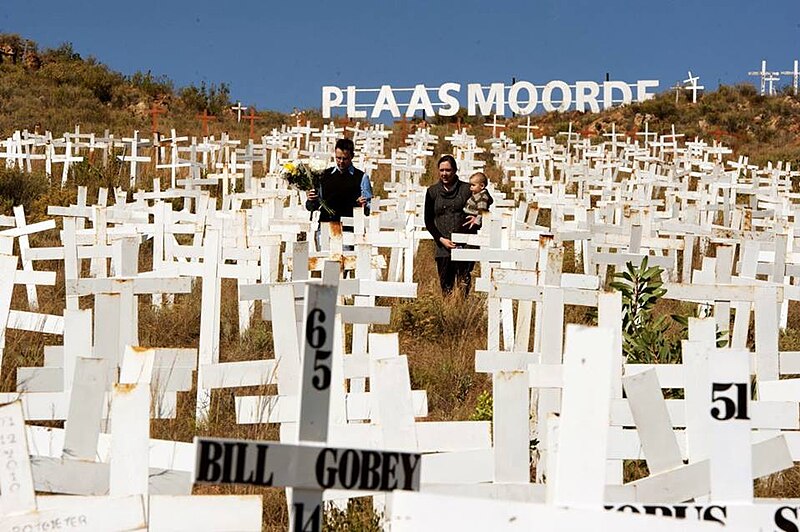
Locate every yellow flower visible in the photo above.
<box><xmin>283</xmin><ymin>162</ymin><xmax>297</xmax><ymax>173</ymax></box>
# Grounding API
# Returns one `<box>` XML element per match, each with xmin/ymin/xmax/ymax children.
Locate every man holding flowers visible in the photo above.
<box><xmin>306</xmin><ymin>138</ymin><xmax>372</xmax><ymax>222</ymax></box>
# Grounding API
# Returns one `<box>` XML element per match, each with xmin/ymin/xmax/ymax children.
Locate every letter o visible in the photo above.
<box><xmin>338</xmin><ymin>450</ymin><xmax>361</xmax><ymax>489</ymax></box>
<box><xmin>542</xmin><ymin>80</ymin><xmax>572</xmax><ymax>112</ymax></box>
<box><xmin>508</xmin><ymin>82</ymin><xmax>538</xmax><ymax>115</ymax></box>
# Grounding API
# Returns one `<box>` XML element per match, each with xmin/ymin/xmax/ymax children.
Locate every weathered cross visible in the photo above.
<box><xmin>148</xmin><ymin>102</ymin><xmax>166</xmax><ymax>134</ymax></box>
<box><xmin>197</xmin><ymin>109</ymin><xmax>217</xmax><ymax>136</ymax></box>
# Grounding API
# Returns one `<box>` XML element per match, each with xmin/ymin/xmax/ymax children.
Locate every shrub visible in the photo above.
<box><xmin>610</xmin><ymin>257</ymin><xmax>681</xmax><ymax>364</ymax></box>
<box><xmin>0</xmin><ymin>167</ymin><xmax>49</xmax><ymax>214</ymax></box>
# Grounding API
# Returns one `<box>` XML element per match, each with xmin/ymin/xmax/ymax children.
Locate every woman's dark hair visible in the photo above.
<box><xmin>437</xmin><ymin>154</ymin><xmax>458</xmax><ymax>172</ymax></box>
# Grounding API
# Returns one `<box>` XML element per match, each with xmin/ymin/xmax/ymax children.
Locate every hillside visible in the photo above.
<box><xmin>3</xmin><ymin>32</ymin><xmax>800</xmax><ymax>171</ymax></box>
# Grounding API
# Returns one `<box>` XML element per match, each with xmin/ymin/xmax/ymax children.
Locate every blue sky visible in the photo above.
<box><xmin>2</xmin><ymin>0</ymin><xmax>799</xmax><ymax>115</ymax></box>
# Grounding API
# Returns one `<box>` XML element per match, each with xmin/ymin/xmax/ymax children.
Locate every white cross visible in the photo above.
<box><xmin>484</xmin><ymin>114</ymin><xmax>506</xmax><ymax>138</ymax></box>
<box><xmin>781</xmin><ymin>60</ymin><xmax>800</xmax><ymax>95</ymax></box>
<box><xmin>670</xmin><ymin>81</ymin><xmax>683</xmax><ymax>104</ymax></box>
<box><xmin>683</xmin><ymin>71</ymin><xmax>705</xmax><ymax>103</ymax></box>
<box><xmin>765</xmin><ymin>72</ymin><xmax>781</xmax><ymax>96</ymax></box>
<box><xmin>636</xmin><ymin>121</ymin><xmax>658</xmax><ymax>146</ymax></box>
<box><xmin>117</xmin><ymin>131</ymin><xmax>152</xmax><ymax>187</ymax></box>
<box><xmin>231</xmin><ymin>101</ymin><xmax>247</xmax><ymax>123</ymax></box>
<box><xmin>748</xmin><ymin>60</ymin><xmax>780</xmax><ymax>96</ymax></box>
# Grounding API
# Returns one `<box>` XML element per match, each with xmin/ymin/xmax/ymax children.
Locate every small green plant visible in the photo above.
<box><xmin>471</xmin><ymin>390</ymin><xmax>493</xmax><ymax>422</ymax></box>
<box><xmin>611</xmin><ymin>257</ymin><xmax>728</xmax><ymax>364</ymax></box>
<box><xmin>610</xmin><ymin>257</ymin><xmax>681</xmax><ymax>364</ymax></box>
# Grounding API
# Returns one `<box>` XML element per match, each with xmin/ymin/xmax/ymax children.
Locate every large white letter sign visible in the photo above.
<box><xmin>542</xmin><ymin>80</ymin><xmax>572</xmax><ymax>112</ymax></box>
<box><xmin>406</xmin><ymin>84</ymin><xmax>435</xmax><ymax>118</ymax></box>
<box><xmin>508</xmin><ymin>81</ymin><xmax>538</xmax><ymax>115</ymax></box>
<box><xmin>438</xmin><ymin>83</ymin><xmax>461</xmax><ymax>116</ymax></box>
<box><xmin>346</xmin><ymin>86</ymin><xmax>366</xmax><ymax>118</ymax></box>
<box><xmin>372</xmin><ymin>85</ymin><xmax>401</xmax><ymax>118</ymax></box>
<box><xmin>322</xmin><ymin>86</ymin><xmax>343</xmax><ymax>118</ymax></box>
<box><xmin>603</xmin><ymin>81</ymin><xmax>633</xmax><ymax>109</ymax></box>
<box><xmin>575</xmin><ymin>81</ymin><xmax>601</xmax><ymax>113</ymax></box>
<box><xmin>468</xmin><ymin>83</ymin><xmax>505</xmax><ymax>116</ymax></box>
<box><xmin>637</xmin><ymin>80</ymin><xmax>660</xmax><ymax>102</ymax></box>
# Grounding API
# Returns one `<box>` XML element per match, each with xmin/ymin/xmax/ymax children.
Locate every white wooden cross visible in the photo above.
<box><xmin>231</xmin><ymin>101</ymin><xmax>247</xmax><ymax>123</ymax></box>
<box><xmin>781</xmin><ymin>60</ymin><xmax>800</xmax><ymax>95</ymax></box>
<box><xmin>748</xmin><ymin>60</ymin><xmax>780</xmax><ymax>96</ymax></box>
<box><xmin>683</xmin><ymin>71</ymin><xmax>704</xmax><ymax>103</ymax></box>
<box><xmin>117</xmin><ymin>130</ymin><xmax>152</xmax><ymax>187</ymax></box>
<box><xmin>484</xmin><ymin>114</ymin><xmax>506</xmax><ymax>138</ymax></box>
<box><xmin>669</xmin><ymin>80</ymin><xmax>683</xmax><ymax>104</ymax></box>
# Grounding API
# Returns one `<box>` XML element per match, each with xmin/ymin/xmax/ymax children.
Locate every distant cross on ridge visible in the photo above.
<box><xmin>748</xmin><ymin>60</ymin><xmax>780</xmax><ymax>96</ymax></box>
<box><xmin>765</xmin><ymin>72</ymin><xmax>781</xmax><ymax>96</ymax></box>
<box><xmin>781</xmin><ymin>60</ymin><xmax>800</xmax><ymax>96</ymax></box>
<box><xmin>483</xmin><ymin>114</ymin><xmax>505</xmax><ymax>138</ymax></box>
<box><xmin>683</xmin><ymin>71</ymin><xmax>704</xmax><ymax>103</ymax></box>
<box><xmin>670</xmin><ymin>81</ymin><xmax>684</xmax><ymax>104</ymax></box>
<box><xmin>197</xmin><ymin>109</ymin><xmax>217</xmax><ymax>136</ymax></box>
<box><xmin>291</xmin><ymin>108</ymin><xmax>304</xmax><ymax>126</ymax></box>
<box><xmin>231</xmin><ymin>101</ymin><xmax>247</xmax><ymax>123</ymax></box>
<box><xmin>148</xmin><ymin>102</ymin><xmax>166</xmax><ymax>134</ymax></box>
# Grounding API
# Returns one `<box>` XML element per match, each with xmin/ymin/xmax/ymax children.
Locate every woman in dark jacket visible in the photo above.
<box><xmin>424</xmin><ymin>155</ymin><xmax>477</xmax><ymax>295</ymax></box>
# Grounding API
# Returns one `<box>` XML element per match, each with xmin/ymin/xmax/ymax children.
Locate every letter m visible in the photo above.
<box><xmin>468</xmin><ymin>83</ymin><xmax>505</xmax><ymax>116</ymax></box>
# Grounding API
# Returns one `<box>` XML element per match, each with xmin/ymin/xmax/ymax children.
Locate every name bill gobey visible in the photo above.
<box><xmin>193</xmin><ymin>437</ymin><xmax>422</xmax><ymax>492</ymax></box>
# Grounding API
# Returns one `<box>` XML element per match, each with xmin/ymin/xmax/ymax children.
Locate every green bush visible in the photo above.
<box><xmin>610</xmin><ymin>257</ymin><xmax>681</xmax><ymax>364</ymax></box>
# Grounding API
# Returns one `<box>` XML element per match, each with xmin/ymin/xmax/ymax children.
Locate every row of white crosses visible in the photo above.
<box><xmin>0</xmin><ymin>123</ymin><xmax>396</xmax><ymax>194</ymax></box>
<box><xmin>749</xmin><ymin>59</ymin><xmax>800</xmax><ymax>96</ymax></box>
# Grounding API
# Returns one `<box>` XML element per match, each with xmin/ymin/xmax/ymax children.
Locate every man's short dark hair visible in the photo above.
<box><xmin>335</xmin><ymin>138</ymin><xmax>355</xmax><ymax>154</ymax></box>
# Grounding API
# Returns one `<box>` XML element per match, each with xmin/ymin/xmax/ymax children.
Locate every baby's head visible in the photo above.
<box><xmin>469</xmin><ymin>172</ymin><xmax>488</xmax><ymax>194</ymax></box>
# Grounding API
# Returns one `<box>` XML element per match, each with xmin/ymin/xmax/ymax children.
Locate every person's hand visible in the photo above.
<box><xmin>462</xmin><ymin>215</ymin><xmax>479</xmax><ymax>228</ymax></box>
<box><xmin>356</xmin><ymin>196</ymin><xmax>367</xmax><ymax>206</ymax></box>
<box><xmin>307</xmin><ymin>190</ymin><xmax>318</xmax><ymax>201</ymax></box>
<box><xmin>439</xmin><ymin>237</ymin><xmax>457</xmax><ymax>249</ymax></box>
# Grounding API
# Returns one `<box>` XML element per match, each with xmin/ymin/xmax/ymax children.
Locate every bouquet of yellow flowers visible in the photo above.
<box><xmin>282</xmin><ymin>160</ymin><xmax>334</xmax><ymax>215</ymax></box>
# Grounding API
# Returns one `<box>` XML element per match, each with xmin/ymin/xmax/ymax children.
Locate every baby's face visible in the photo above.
<box><xmin>469</xmin><ymin>178</ymin><xmax>485</xmax><ymax>194</ymax></box>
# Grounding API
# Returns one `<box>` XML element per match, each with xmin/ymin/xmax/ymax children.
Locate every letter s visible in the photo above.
<box><xmin>775</xmin><ymin>506</ymin><xmax>800</xmax><ymax>532</ymax></box>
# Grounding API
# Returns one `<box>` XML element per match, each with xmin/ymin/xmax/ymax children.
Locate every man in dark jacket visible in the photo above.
<box><xmin>306</xmin><ymin>138</ymin><xmax>372</xmax><ymax>222</ymax></box>
<box><xmin>424</xmin><ymin>155</ymin><xmax>476</xmax><ymax>295</ymax></box>
<box><xmin>306</xmin><ymin>138</ymin><xmax>372</xmax><ymax>251</ymax></box>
